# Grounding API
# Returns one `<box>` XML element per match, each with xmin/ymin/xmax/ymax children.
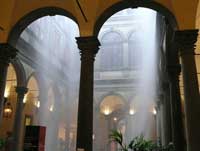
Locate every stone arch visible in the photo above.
<box><xmin>26</xmin><ymin>72</ymin><xmax>41</xmax><ymax>93</ymax></box>
<box><xmin>97</xmin><ymin>92</ymin><xmax>128</xmax><ymax>115</ymax></box>
<box><xmin>11</xmin><ymin>59</ymin><xmax>26</xmax><ymax>87</ymax></box>
<box><xmin>8</xmin><ymin>7</ymin><xmax>80</xmax><ymax>46</ymax></box>
<box><xmin>98</xmin><ymin>92</ymin><xmax>127</xmax><ymax>105</ymax></box>
<box><xmin>4</xmin><ymin>64</ymin><xmax>18</xmax><ymax>98</ymax></box>
<box><xmin>98</xmin><ymin>29</ymin><xmax>126</xmax><ymax>42</ymax></box>
<box><xmin>24</xmin><ymin>73</ymin><xmax>40</xmax><ymax>125</ymax></box>
<box><xmin>26</xmin><ymin>74</ymin><xmax>40</xmax><ymax>104</ymax></box>
<box><xmin>26</xmin><ymin>72</ymin><xmax>48</xmax><ymax>107</ymax></box>
<box><xmin>93</xmin><ymin>0</ymin><xmax>178</xmax><ymax>36</ymax></box>
<box><xmin>97</xmin><ymin>31</ymin><xmax>124</xmax><ymax>70</ymax></box>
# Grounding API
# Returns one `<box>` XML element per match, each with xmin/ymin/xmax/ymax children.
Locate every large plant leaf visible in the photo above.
<box><xmin>109</xmin><ymin>130</ymin><xmax>123</xmax><ymax>146</ymax></box>
<box><xmin>109</xmin><ymin>130</ymin><xmax>130</xmax><ymax>151</ymax></box>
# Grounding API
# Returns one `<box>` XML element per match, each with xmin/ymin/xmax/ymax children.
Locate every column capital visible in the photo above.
<box><xmin>15</xmin><ymin>86</ymin><xmax>28</xmax><ymax>95</ymax></box>
<box><xmin>76</xmin><ymin>36</ymin><xmax>100</xmax><ymax>60</ymax></box>
<box><xmin>174</xmin><ymin>30</ymin><xmax>198</xmax><ymax>55</ymax></box>
<box><xmin>0</xmin><ymin>43</ymin><xmax>18</xmax><ymax>65</ymax></box>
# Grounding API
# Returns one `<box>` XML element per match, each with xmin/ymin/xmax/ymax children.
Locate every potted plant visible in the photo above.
<box><xmin>109</xmin><ymin>130</ymin><xmax>175</xmax><ymax>151</ymax></box>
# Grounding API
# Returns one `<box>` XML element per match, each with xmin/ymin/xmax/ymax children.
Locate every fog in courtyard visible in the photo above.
<box><xmin>94</xmin><ymin>8</ymin><xmax>159</xmax><ymax>151</ymax></box>
<box><xmin>16</xmin><ymin>7</ymin><xmax>160</xmax><ymax>151</ymax></box>
<box><xmin>18</xmin><ymin>16</ymin><xmax>80</xmax><ymax>151</ymax></box>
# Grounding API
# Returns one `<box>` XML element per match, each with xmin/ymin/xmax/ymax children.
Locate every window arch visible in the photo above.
<box><xmin>99</xmin><ymin>32</ymin><xmax>123</xmax><ymax>70</ymax></box>
<box><xmin>128</xmin><ymin>32</ymin><xmax>142</xmax><ymax>69</ymax></box>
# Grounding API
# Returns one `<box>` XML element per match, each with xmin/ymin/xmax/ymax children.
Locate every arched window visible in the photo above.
<box><xmin>25</xmin><ymin>75</ymin><xmax>40</xmax><ymax>125</ymax></box>
<box><xmin>99</xmin><ymin>32</ymin><xmax>123</xmax><ymax>70</ymax></box>
<box><xmin>128</xmin><ymin>32</ymin><xmax>142</xmax><ymax>69</ymax></box>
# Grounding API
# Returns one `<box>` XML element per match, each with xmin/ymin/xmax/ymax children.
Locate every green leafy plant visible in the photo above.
<box><xmin>109</xmin><ymin>130</ymin><xmax>175</xmax><ymax>151</ymax></box>
<box><xmin>128</xmin><ymin>135</ymin><xmax>157</xmax><ymax>151</ymax></box>
<box><xmin>109</xmin><ymin>130</ymin><xmax>129</xmax><ymax>151</ymax></box>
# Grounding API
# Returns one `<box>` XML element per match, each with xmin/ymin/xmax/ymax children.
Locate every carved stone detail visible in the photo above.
<box><xmin>76</xmin><ymin>36</ymin><xmax>100</xmax><ymax>61</ymax></box>
<box><xmin>16</xmin><ymin>86</ymin><xmax>28</xmax><ymax>96</ymax></box>
<box><xmin>174</xmin><ymin>30</ymin><xmax>198</xmax><ymax>55</ymax></box>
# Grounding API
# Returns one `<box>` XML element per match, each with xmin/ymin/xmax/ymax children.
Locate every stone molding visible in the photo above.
<box><xmin>15</xmin><ymin>86</ymin><xmax>28</xmax><ymax>95</ymax></box>
<box><xmin>174</xmin><ymin>30</ymin><xmax>198</xmax><ymax>55</ymax></box>
<box><xmin>76</xmin><ymin>36</ymin><xmax>100</xmax><ymax>61</ymax></box>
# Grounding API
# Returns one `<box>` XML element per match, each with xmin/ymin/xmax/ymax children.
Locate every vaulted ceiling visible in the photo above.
<box><xmin>0</xmin><ymin>0</ymin><xmax>199</xmax><ymax>43</ymax></box>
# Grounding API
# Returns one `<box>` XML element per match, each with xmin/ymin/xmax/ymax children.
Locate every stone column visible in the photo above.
<box><xmin>165</xmin><ymin>25</ymin><xmax>185</xmax><ymax>151</ymax></box>
<box><xmin>175</xmin><ymin>30</ymin><xmax>200</xmax><ymax>151</ymax></box>
<box><xmin>0</xmin><ymin>43</ymin><xmax>17</xmax><ymax>124</ymax></box>
<box><xmin>162</xmin><ymin>82</ymin><xmax>172</xmax><ymax>145</ymax></box>
<box><xmin>76</xmin><ymin>36</ymin><xmax>100</xmax><ymax>151</ymax></box>
<box><xmin>158</xmin><ymin>94</ymin><xmax>166</xmax><ymax>145</ymax></box>
<box><xmin>12</xmin><ymin>86</ymin><xmax>28</xmax><ymax>151</ymax></box>
<box><xmin>167</xmin><ymin>63</ymin><xmax>185</xmax><ymax>151</ymax></box>
<box><xmin>155</xmin><ymin>102</ymin><xmax>162</xmax><ymax>144</ymax></box>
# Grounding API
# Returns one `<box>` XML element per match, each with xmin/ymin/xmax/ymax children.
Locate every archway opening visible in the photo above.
<box><xmin>9</xmin><ymin>10</ymin><xmax>81</xmax><ymax>151</ymax></box>
<box><xmin>25</xmin><ymin>75</ymin><xmax>40</xmax><ymax>124</ymax></box>
<box><xmin>0</xmin><ymin>64</ymin><xmax>17</xmax><ymax>138</ymax></box>
<box><xmin>94</xmin><ymin>7</ymin><xmax>165</xmax><ymax>150</ymax></box>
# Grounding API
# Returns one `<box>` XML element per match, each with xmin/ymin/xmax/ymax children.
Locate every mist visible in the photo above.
<box><xmin>17</xmin><ymin>7</ymin><xmax>160</xmax><ymax>151</ymax></box>
<box><xmin>93</xmin><ymin>8</ymin><xmax>159</xmax><ymax>151</ymax></box>
<box><xmin>19</xmin><ymin>15</ymin><xmax>80</xmax><ymax>151</ymax></box>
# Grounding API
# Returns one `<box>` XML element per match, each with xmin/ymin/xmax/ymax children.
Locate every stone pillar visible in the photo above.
<box><xmin>175</xmin><ymin>30</ymin><xmax>200</xmax><ymax>151</ymax></box>
<box><xmin>162</xmin><ymin>82</ymin><xmax>172</xmax><ymax>145</ymax></box>
<box><xmin>12</xmin><ymin>86</ymin><xmax>28</xmax><ymax>151</ymax></box>
<box><xmin>158</xmin><ymin>94</ymin><xmax>166</xmax><ymax>145</ymax></box>
<box><xmin>167</xmin><ymin>62</ymin><xmax>187</xmax><ymax>151</ymax></box>
<box><xmin>165</xmin><ymin>25</ymin><xmax>185</xmax><ymax>151</ymax></box>
<box><xmin>155</xmin><ymin>102</ymin><xmax>162</xmax><ymax>144</ymax></box>
<box><xmin>76</xmin><ymin>36</ymin><xmax>100</xmax><ymax>151</ymax></box>
<box><xmin>167</xmin><ymin>63</ymin><xmax>185</xmax><ymax>151</ymax></box>
<box><xmin>0</xmin><ymin>43</ymin><xmax>17</xmax><ymax>124</ymax></box>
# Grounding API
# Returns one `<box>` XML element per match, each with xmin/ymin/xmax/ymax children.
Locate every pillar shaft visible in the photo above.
<box><xmin>162</xmin><ymin>82</ymin><xmax>172</xmax><ymax>145</ymax></box>
<box><xmin>168</xmin><ymin>64</ymin><xmax>185</xmax><ymax>151</ymax></box>
<box><xmin>155</xmin><ymin>104</ymin><xmax>162</xmax><ymax>144</ymax></box>
<box><xmin>158</xmin><ymin>94</ymin><xmax>167</xmax><ymax>145</ymax></box>
<box><xmin>12</xmin><ymin>86</ymin><xmax>28</xmax><ymax>151</ymax></box>
<box><xmin>76</xmin><ymin>36</ymin><xmax>100</xmax><ymax>151</ymax></box>
<box><xmin>175</xmin><ymin>30</ymin><xmax>200</xmax><ymax>151</ymax></box>
<box><xmin>165</xmin><ymin>25</ymin><xmax>185</xmax><ymax>151</ymax></box>
<box><xmin>0</xmin><ymin>43</ymin><xmax>17</xmax><ymax>124</ymax></box>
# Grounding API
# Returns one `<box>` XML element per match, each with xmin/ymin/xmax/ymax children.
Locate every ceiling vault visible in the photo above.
<box><xmin>76</xmin><ymin>0</ymin><xmax>88</xmax><ymax>22</ymax></box>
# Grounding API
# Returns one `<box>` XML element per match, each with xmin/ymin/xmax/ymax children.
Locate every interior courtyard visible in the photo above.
<box><xmin>0</xmin><ymin>0</ymin><xmax>200</xmax><ymax>151</ymax></box>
